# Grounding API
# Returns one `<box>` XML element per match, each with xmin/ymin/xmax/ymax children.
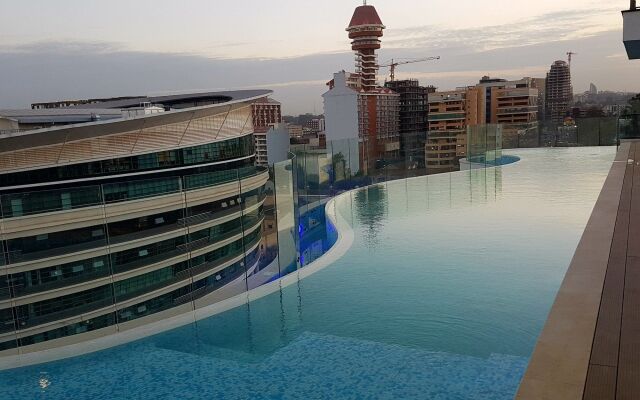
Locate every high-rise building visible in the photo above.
<box><xmin>324</xmin><ymin>3</ymin><xmax>400</xmax><ymax>173</ymax></box>
<box><xmin>347</xmin><ymin>3</ymin><xmax>385</xmax><ymax>92</ymax></box>
<box><xmin>475</xmin><ymin>77</ymin><xmax>540</xmax><ymax>148</ymax></box>
<box><xmin>531</xmin><ymin>78</ymin><xmax>547</xmax><ymax>122</ymax></box>
<box><xmin>545</xmin><ymin>61</ymin><xmax>573</xmax><ymax>125</ymax></box>
<box><xmin>384</xmin><ymin>80</ymin><xmax>435</xmax><ymax>168</ymax></box>
<box><xmin>427</xmin><ymin>77</ymin><xmax>541</xmax><ymax>168</ymax></box>
<box><xmin>324</xmin><ymin>71</ymin><xmax>400</xmax><ymax>172</ymax></box>
<box><xmin>252</xmin><ymin>98</ymin><xmax>282</xmax><ymax>166</ymax></box>
<box><xmin>357</xmin><ymin>87</ymin><xmax>400</xmax><ymax>170</ymax></box>
<box><xmin>426</xmin><ymin>88</ymin><xmax>481</xmax><ymax>172</ymax></box>
<box><xmin>252</xmin><ymin>98</ymin><xmax>281</xmax><ymax>132</ymax></box>
<box><xmin>306</xmin><ymin>118</ymin><xmax>325</xmax><ymax>134</ymax></box>
<box><xmin>286</xmin><ymin>124</ymin><xmax>304</xmax><ymax>138</ymax></box>
<box><xmin>0</xmin><ymin>91</ymin><xmax>270</xmax><ymax>355</ymax></box>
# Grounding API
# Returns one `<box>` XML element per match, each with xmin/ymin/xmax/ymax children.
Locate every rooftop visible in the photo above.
<box><xmin>0</xmin><ymin>89</ymin><xmax>272</xmax><ymax>152</ymax></box>
<box><xmin>68</xmin><ymin>90</ymin><xmax>271</xmax><ymax>110</ymax></box>
<box><xmin>347</xmin><ymin>5</ymin><xmax>384</xmax><ymax>28</ymax></box>
<box><xmin>0</xmin><ymin>108</ymin><xmax>122</xmax><ymax>124</ymax></box>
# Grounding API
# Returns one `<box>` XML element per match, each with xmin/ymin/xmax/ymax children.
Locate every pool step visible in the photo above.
<box><xmin>0</xmin><ymin>331</ymin><xmax>529</xmax><ymax>400</ymax></box>
<box><xmin>148</xmin><ymin>331</ymin><xmax>530</xmax><ymax>400</ymax></box>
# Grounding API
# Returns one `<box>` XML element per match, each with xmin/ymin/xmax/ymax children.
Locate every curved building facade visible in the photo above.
<box><xmin>0</xmin><ymin>91</ymin><xmax>271</xmax><ymax>357</ymax></box>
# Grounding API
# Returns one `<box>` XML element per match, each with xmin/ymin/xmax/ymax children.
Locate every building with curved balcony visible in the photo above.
<box><xmin>0</xmin><ymin>91</ymin><xmax>271</xmax><ymax>357</ymax></box>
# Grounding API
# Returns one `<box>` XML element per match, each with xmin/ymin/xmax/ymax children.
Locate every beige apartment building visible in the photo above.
<box><xmin>427</xmin><ymin>77</ymin><xmax>541</xmax><ymax>172</ymax></box>
<box><xmin>480</xmin><ymin>77</ymin><xmax>540</xmax><ymax>148</ymax></box>
<box><xmin>426</xmin><ymin>88</ymin><xmax>481</xmax><ymax>172</ymax></box>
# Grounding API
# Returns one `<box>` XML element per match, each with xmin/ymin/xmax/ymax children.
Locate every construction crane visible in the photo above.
<box><xmin>379</xmin><ymin>56</ymin><xmax>441</xmax><ymax>82</ymax></box>
<box><xmin>567</xmin><ymin>51</ymin><xmax>577</xmax><ymax>68</ymax></box>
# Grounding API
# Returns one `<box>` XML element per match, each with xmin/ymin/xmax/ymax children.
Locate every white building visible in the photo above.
<box><xmin>323</xmin><ymin>71</ymin><xmax>359</xmax><ymax>142</ymax></box>
<box><xmin>265</xmin><ymin>123</ymin><xmax>291</xmax><ymax>166</ymax></box>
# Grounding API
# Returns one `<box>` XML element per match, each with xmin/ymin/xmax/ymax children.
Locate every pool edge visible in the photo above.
<box><xmin>516</xmin><ymin>142</ymin><xmax>631</xmax><ymax>399</ymax></box>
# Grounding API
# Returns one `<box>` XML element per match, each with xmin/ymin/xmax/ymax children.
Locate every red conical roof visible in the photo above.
<box><xmin>348</xmin><ymin>5</ymin><xmax>383</xmax><ymax>27</ymax></box>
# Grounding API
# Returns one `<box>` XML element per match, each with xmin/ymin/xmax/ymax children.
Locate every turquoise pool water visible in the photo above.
<box><xmin>0</xmin><ymin>147</ymin><xmax>616</xmax><ymax>399</ymax></box>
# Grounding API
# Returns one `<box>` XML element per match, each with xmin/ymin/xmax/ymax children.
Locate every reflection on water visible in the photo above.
<box><xmin>352</xmin><ymin>167</ymin><xmax>505</xmax><ymax>249</ymax></box>
<box><xmin>354</xmin><ymin>185</ymin><xmax>388</xmax><ymax>249</ymax></box>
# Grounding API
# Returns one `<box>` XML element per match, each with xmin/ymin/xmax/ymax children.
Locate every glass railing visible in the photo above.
<box><xmin>187</xmin><ymin>227</ymin><xmax>244</xmax><ymax>252</ymax></box>
<box><xmin>109</xmin><ymin>222</ymin><xmax>185</xmax><ymax>245</ymax></box>
<box><xmin>0</xmin><ymin>319</ymin><xmax>16</xmax><ymax>335</ymax></box>
<box><xmin>117</xmin><ymin>285</ymin><xmax>192</xmax><ymax>323</ymax></box>
<box><xmin>0</xmin><ymin>239</ymin><xmax>262</xmax><ymax>339</ymax></box>
<box><xmin>112</xmin><ymin>245</ymin><xmax>188</xmax><ymax>275</ymax></box>
<box><xmin>183</xmin><ymin>166</ymin><xmax>266</xmax><ymax>190</ymax></box>
<box><xmin>6</xmin><ymin>237</ymin><xmax>108</xmax><ymax>264</ymax></box>
<box><xmin>113</xmin><ymin>265</ymin><xmax>191</xmax><ymax>303</ymax></box>
<box><xmin>0</xmin><ymin>185</ymin><xmax>103</xmax><ymax>218</ymax></box>
<box><xmin>181</xmin><ymin>204</ymin><xmax>242</xmax><ymax>227</ymax></box>
<box><xmin>1</xmin><ymin>215</ymin><xmax>264</xmax><ymax>304</ymax></box>
<box><xmin>11</xmin><ymin>269</ymin><xmax>112</xmax><ymax>299</ymax></box>
<box><xmin>14</xmin><ymin>297</ymin><xmax>114</xmax><ymax>330</ymax></box>
<box><xmin>0</xmin><ymin>287</ymin><xmax>9</xmax><ymax>302</ymax></box>
<box><xmin>619</xmin><ymin>113</ymin><xmax>640</xmax><ymax>140</ymax></box>
<box><xmin>191</xmin><ymin>258</ymin><xmax>249</xmax><ymax>300</ymax></box>
<box><xmin>189</xmin><ymin>235</ymin><xmax>260</xmax><ymax>278</ymax></box>
<box><xmin>183</xmin><ymin>170</ymin><xmax>242</xmax><ymax>191</ymax></box>
<box><xmin>0</xmin><ymin>166</ymin><xmax>268</xmax><ymax>220</ymax></box>
<box><xmin>103</xmin><ymin>177</ymin><xmax>182</xmax><ymax>204</ymax></box>
<box><xmin>536</xmin><ymin>118</ymin><xmax>618</xmax><ymax>147</ymax></box>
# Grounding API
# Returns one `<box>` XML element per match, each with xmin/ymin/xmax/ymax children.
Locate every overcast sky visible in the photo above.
<box><xmin>0</xmin><ymin>0</ymin><xmax>636</xmax><ymax>115</ymax></box>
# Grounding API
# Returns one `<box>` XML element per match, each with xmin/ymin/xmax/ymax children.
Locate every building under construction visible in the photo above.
<box><xmin>545</xmin><ymin>61</ymin><xmax>573</xmax><ymax>125</ymax></box>
<box><xmin>384</xmin><ymin>79</ymin><xmax>435</xmax><ymax>168</ymax></box>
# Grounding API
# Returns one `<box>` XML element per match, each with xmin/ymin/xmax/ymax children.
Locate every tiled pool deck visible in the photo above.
<box><xmin>517</xmin><ymin>141</ymin><xmax>640</xmax><ymax>399</ymax></box>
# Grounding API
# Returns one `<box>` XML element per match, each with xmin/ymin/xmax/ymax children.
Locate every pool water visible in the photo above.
<box><xmin>0</xmin><ymin>148</ymin><xmax>616</xmax><ymax>399</ymax></box>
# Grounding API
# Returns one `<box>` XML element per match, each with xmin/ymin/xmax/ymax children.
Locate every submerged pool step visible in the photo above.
<box><xmin>0</xmin><ymin>332</ymin><xmax>529</xmax><ymax>400</ymax></box>
<box><xmin>470</xmin><ymin>354</ymin><xmax>530</xmax><ymax>399</ymax></box>
<box><xmin>147</xmin><ymin>331</ymin><xmax>530</xmax><ymax>399</ymax></box>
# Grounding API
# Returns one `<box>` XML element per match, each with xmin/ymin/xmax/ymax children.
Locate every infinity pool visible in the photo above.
<box><xmin>0</xmin><ymin>147</ymin><xmax>616</xmax><ymax>399</ymax></box>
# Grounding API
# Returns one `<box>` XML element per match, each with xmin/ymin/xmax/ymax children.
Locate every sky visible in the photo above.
<box><xmin>0</xmin><ymin>0</ymin><xmax>636</xmax><ymax>115</ymax></box>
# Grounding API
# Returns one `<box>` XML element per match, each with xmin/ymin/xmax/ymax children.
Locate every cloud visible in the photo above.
<box><xmin>0</xmin><ymin>40</ymin><xmax>123</xmax><ymax>55</ymax></box>
<box><xmin>395</xmin><ymin>66</ymin><xmax>550</xmax><ymax>83</ymax></box>
<box><xmin>0</xmin><ymin>20</ymin><xmax>635</xmax><ymax>115</ymax></box>
<box><xmin>384</xmin><ymin>6</ymin><xmax>621</xmax><ymax>53</ymax></box>
<box><xmin>605</xmin><ymin>53</ymin><xmax>628</xmax><ymax>59</ymax></box>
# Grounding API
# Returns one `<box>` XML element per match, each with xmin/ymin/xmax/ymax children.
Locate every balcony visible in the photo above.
<box><xmin>0</xmin><ymin>166</ymin><xmax>268</xmax><ymax>221</ymax></box>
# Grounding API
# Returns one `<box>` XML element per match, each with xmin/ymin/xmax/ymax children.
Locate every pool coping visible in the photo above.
<box><xmin>516</xmin><ymin>142</ymin><xmax>632</xmax><ymax>399</ymax></box>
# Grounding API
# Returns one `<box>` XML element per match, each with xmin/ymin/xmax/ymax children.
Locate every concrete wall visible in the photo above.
<box><xmin>266</xmin><ymin>124</ymin><xmax>291</xmax><ymax>165</ymax></box>
<box><xmin>323</xmin><ymin>72</ymin><xmax>359</xmax><ymax>142</ymax></box>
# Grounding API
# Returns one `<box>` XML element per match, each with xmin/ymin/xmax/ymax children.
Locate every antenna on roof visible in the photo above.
<box><xmin>363</xmin><ymin>0</ymin><xmax>367</xmax><ymax>5</ymax></box>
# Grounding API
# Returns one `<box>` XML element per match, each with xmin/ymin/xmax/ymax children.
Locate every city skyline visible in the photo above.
<box><xmin>0</xmin><ymin>0</ymin><xmax>635</xmax><ymax>114</ymax></box>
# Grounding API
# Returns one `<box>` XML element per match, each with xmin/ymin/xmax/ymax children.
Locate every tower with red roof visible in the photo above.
<box><xmin>347</xmin><ymin>3</ymin><xmax>385</xmax><ymax>92</ymax></box>
<box><xmin>324</xmin><ymin>3</ymin><xmax>400</xmax><ymax>174</ymax></box>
